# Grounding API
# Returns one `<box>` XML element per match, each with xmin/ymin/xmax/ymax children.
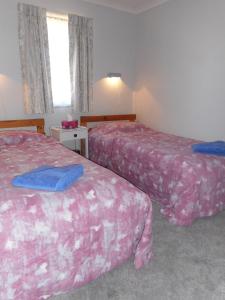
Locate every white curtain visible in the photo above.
<box><xmin>68</xmin><ymin>15</ymin><xmax>93</xmax><ymax>112</ymax></box>
<box><xmin>18</xmin><ymin>3</ymin><xmax>54</xmax><ymax>114</ymax></box>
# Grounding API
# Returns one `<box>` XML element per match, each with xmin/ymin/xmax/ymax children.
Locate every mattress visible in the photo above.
<box><xmin>0</xmin><ymin>130</ymin><xmax>152</xmax><ymax>299</ymax></box>
<box><xmin>89</xmin><ymin>122</ymin><xmax>225</xmax><ymax>225</ymax></box>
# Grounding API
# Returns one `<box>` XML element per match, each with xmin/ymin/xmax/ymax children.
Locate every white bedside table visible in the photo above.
<box><xmin>51</xmin><ymin>126</ymin><xmax>89</xmax><ymax>158</ymax></box>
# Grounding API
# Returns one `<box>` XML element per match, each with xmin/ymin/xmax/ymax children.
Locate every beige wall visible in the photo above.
<box><xmin>134</xmin><ymin>0</ymin><xmax>225</xmax><ymax>141</ymax></box>
<box><xmin>0</xmin><ymin>0</ymin><xmax>136</xmax><ymax>133</ymax></box>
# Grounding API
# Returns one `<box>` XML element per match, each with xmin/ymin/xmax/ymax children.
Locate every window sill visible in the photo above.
<box><xmin>54</xmin><ymin>105</ymin><xmax>72</xmax><ymax>108</ymax></box>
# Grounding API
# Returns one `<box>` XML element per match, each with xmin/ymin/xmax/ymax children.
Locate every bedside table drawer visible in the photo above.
<box><xmin>61</xmin><ymin>130</ymin><xmax>86</xmax><ymax>141</ymax></box>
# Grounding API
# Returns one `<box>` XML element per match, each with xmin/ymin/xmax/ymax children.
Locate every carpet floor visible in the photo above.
<box><xmin>52</xmin><ymin>203</ymin><xmax>225</xmax><ymax>300</ymax></box>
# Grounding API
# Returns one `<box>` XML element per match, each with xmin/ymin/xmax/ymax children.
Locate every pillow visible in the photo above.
<box><xmin>19</xmin><ymin>131</ymin><xmax>46</xmax><ymax>143</ymax></box>
<box><xmin>92</xmin><ymin>121</ymin><xmax>147</xmax><ymax>135</ymax></box>
<box><xmin>0</xmin><ymin>130</ymin><xmax>45</xmax><ymax>146</ymax></box>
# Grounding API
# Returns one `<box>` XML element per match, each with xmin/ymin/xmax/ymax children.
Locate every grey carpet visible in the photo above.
<box><xmin>52</xmin><ymin>203</ymin><xmax>225</xmax><ymax>300</ymax></box>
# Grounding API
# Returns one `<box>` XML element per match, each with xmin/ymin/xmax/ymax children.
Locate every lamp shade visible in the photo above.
<box><xmin>107</xmin><ymin>72</ymin><xmax>121</xmax><ymax>78</ymax></box>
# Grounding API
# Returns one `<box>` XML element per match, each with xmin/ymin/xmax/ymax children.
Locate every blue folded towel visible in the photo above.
<box><xmin>12</xmin><ymin>164</ymin><xmax>84</xmax><ymax>191</ymax></box>
<box><xmin>192</xmin><ymin>141</ymin><xmax>225</xmax><ymax>156</ymax></box>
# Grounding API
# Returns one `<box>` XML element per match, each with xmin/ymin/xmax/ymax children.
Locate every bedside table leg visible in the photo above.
<box><xmin>80</xmin><ymin>139</ymin><xmax>88</xmax><ymax>158</ymax></box>
<box><xmin>85</xmin><ymin>137</ymin><xmax>89</xmax><ymax>159</ymax></box>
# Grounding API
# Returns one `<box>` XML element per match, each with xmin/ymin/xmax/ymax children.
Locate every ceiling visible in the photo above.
<box><xmin>82</xmin><ymin>0</ymin><xmax>170</xmax><ymax>14</ymax></box>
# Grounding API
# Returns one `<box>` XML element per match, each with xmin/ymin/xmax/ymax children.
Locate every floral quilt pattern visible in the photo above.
<box><xmin>0</xmin><ymin>132</ymin><xmax>152</xmax><ymax>299</ymax></box>
<box><xmin>89</xmin><ymin>122</ymin><xmax>225</xmax><ymax>225</ymax></box>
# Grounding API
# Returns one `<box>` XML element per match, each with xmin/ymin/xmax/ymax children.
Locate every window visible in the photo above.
<box><xmin>47</xmin><ymin>13</ymin><xmax>71</xmax><ymax>107</ymax></box>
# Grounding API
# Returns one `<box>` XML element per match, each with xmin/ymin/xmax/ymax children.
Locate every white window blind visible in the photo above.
<box><xmin>47</xmin><ymin>13</ymin><xmax>71</xmax><ymax>107</ymax></box>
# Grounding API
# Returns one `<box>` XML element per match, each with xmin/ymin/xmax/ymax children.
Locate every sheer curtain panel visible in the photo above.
<box><xmin>68</xmin><ymin>15</ymin><xmax>93</xmax><ymax>113</ymax></box>
<box><xmin>18</xmin><ymin>3</ymin><xmax>53</xmax><ymax>114</ymax></box>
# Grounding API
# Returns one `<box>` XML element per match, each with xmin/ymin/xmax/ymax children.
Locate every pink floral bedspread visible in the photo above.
<box><xmin>0</xmin><ymin>131</ymin><xmax>152</xmax><ymax>300</ymax></box>
<box><xmin>89</xmin><ymin>122</ymin><xmax>225</xmax><ymax>225</ymax></box>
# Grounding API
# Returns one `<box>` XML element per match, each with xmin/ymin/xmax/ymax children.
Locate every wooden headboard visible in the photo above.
<box><xmin>80</xmin><ymin>114</ymin><xmax>136</xmax><ymax>127</ymax></box>
<box><xmin>0</xmin><ymin>118</ymin><xmax>45</xmax><ymax>134</ymax></box>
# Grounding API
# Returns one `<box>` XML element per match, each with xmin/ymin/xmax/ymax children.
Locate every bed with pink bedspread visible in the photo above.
<box><xmin>89</xmin><ymin>122</ymin><xmax>225</xmax><ymax>226</ymax></box>
<box><xmin>0</xmin><ymin>131</ymin><xmax>152</xmax><ymax>300</ymax></box>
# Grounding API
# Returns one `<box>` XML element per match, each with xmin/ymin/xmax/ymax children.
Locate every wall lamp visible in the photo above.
<box><xmin>107</xmin><ymin>72</ymin><xmax>121</xmax><ymax>78</ymax></box>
